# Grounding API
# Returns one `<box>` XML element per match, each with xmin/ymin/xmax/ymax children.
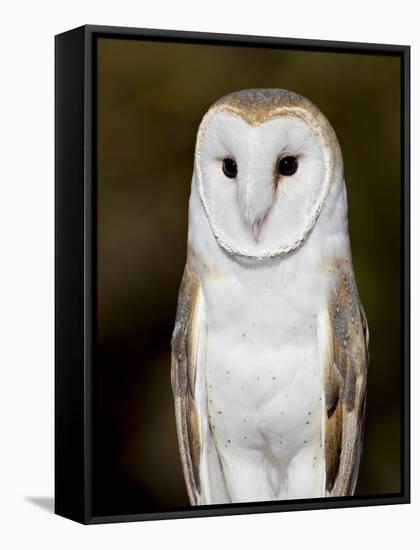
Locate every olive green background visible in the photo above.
<box><xmin>94</xmin><ymin>37</ymin><xmax>401</xmax><ymax>515</ymax></box>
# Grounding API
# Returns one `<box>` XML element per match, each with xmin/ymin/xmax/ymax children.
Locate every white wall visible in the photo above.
<box><xmin>0</xmin><ymin>1</ymin><xmax>417</xmax><ymax>548</ymax></box>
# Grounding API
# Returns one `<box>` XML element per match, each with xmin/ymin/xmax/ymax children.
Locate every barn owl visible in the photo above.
<box><xmin>171</xmin><ymin>89</ymin><xmax>369</xmax><ymax>505</ymax></box>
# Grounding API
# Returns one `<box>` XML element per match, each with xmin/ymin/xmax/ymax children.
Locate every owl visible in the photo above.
<box><xmin>171</xmin><ymin>89</ymin><xmax>369</xmax><ymax>505</ymax></box>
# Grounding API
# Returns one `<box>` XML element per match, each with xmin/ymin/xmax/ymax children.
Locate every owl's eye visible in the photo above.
<box><xmin>278</xmin><ymin>156</ymin><xmax>298</xmax><ymax>176</ymax></box>
<box><xmin>222</xmin><ymin>158</ymin><xmax>238</xmax><ymax>179</ymax></box>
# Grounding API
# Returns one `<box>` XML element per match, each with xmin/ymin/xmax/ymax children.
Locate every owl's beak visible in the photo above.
<box><xmin>239</xmin><ymin>177</ymin><xmax>274</xmax><ymax>242</ymax></box>
<box><xmin>251</xmin><ymin>216</ymin><xmax>267</xmax><ymax>242</ymax></box>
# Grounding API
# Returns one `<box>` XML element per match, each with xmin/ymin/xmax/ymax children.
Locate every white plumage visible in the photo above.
<box><xmin>171</xmin><ymin>89</ymin><xmax>368</xmax><ymax>505</ymax></box>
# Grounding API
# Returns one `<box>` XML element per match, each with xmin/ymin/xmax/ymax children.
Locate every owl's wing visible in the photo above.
<box><xmin>318</xmin><ymin>259</ymin><xmax>369</xmax><ymax>497</ymax></box>
<box><xmin>171</xmin><ymin>261</ymin><xmax>207</xmax><ymax>505</ymax></box>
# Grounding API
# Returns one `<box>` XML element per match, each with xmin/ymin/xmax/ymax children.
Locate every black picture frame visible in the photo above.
<box><xmin>55</xmin><ymin>24</ymin><xmax>410</xmax><ymax>525</ymax></box>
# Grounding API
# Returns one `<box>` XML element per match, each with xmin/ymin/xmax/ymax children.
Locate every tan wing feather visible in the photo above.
<box><xmin>321</xmin><ymin>258</ymin><xmax>369</xmax><ymax>496</ymax></box>
<box><xmin>171</xmin><ymin>261</ymin><xmax>203</xmax><ymax>505</ymax></box>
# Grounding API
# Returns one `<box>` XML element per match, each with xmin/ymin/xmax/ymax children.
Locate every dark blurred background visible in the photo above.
<box><xmin>94</xmin><ymin>37</ymin><xmax>401</xmax><ymax>516</ymax></box>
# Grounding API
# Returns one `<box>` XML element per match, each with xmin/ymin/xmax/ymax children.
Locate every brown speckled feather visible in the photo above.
<box><xmin>322</xmin><ymin>258</ymin><xmax>369</xmax><ymax>496</ymax></box>
<box><xmin>171</xmin><ymin>262</ymin><xmax>203</xmax><ymax>505</ymax></box>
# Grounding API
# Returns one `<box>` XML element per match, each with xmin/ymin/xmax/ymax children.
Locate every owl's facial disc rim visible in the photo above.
<box><xmin>195</xmin><ymin>106</ymin><xmax>335</xmax><ymax>260</ymax></box>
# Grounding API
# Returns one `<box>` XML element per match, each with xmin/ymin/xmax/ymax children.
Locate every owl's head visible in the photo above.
<box><xmin>194</xmin><ymin>89</ymin><xmax>343</xmax><ymax>260</ymax></box>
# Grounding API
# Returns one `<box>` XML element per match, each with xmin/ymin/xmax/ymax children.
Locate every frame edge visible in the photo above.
<box><xmin>55</xmin><ymin>25</ymin><xmax>88</xmax><ymax>525</ymax></box>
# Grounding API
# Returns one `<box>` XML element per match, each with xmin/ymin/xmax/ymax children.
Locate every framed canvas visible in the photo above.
<box><xmin>55</xmin><ymin>24</ymin><xmax>410</xmax><ymax>524</ymax></box>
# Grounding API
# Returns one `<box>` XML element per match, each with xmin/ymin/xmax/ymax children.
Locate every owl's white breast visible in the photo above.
<box><xmin>202</xmin><ymin>249</ymin><xmax>327</xmax><ymax>481</ymax></box>
<box><xmin>205</xmin><ymin>267</ymin><xmax>320</xmax><ymax>417</ymax></box>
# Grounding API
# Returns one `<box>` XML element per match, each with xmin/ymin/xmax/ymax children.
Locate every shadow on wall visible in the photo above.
<box><xmin>25</xmin><ymin>497</ymin><xmax>54</xmax><ymax>514</ymax></box>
